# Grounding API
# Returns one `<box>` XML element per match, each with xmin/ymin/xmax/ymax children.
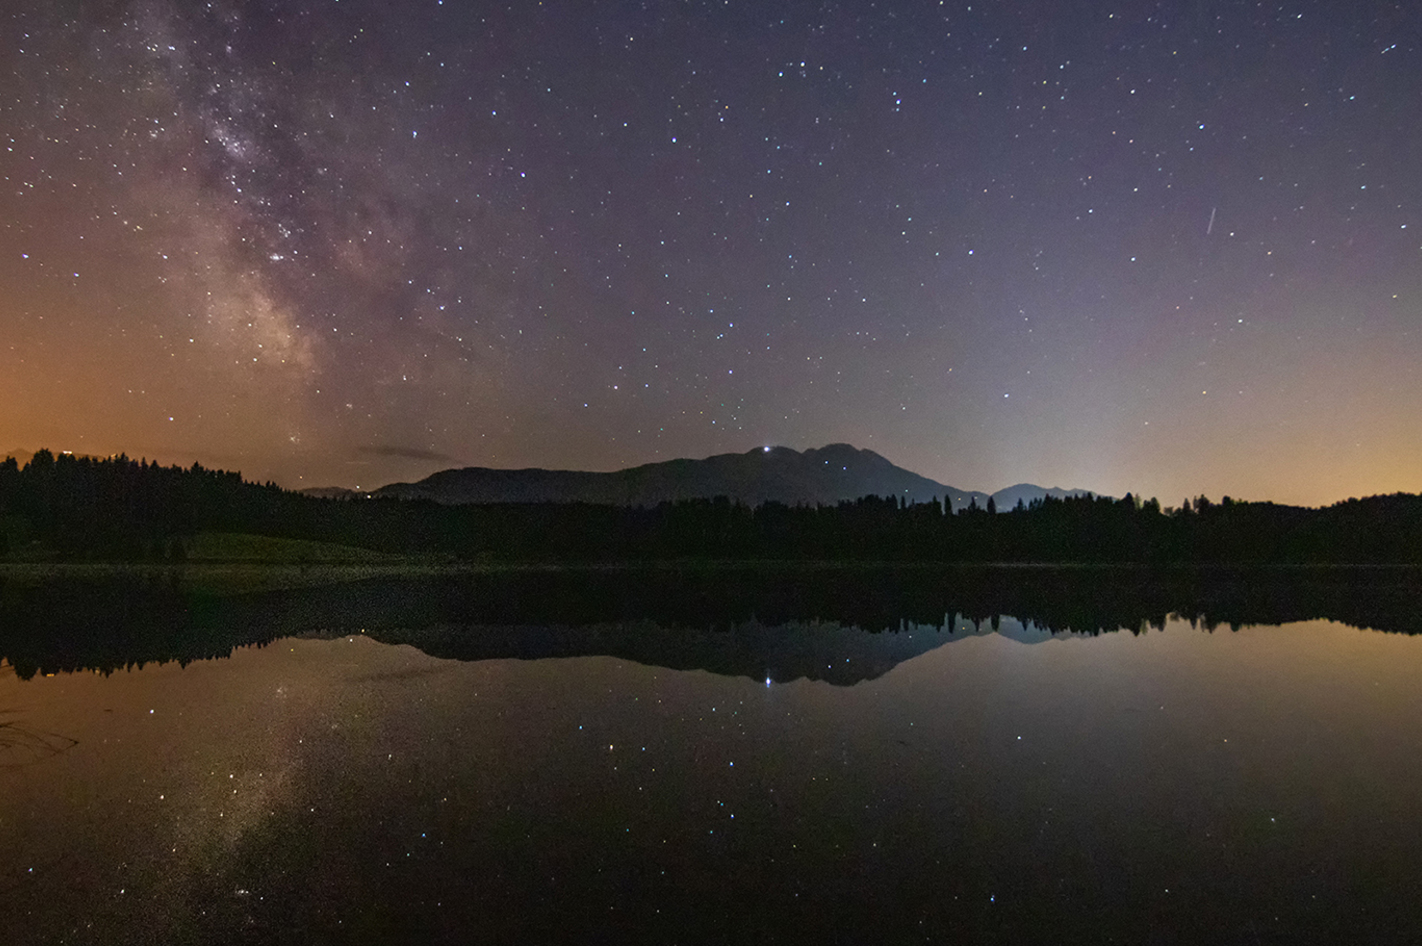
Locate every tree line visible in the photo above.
<box><xmin>2</xmin><ymin>449</ymin><xmax>1421</xmax><ymax>564</ymax></box>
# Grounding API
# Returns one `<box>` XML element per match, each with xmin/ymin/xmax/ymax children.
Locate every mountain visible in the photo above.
<box><xmin>990</xmin><ymin>483</ymin><xmax>1096</xmax><ymax>511</ymax></box>
<box><xmin>365</xmin><ymin>443</ymin><xmax>981</xmax><ymax>509</ymax></box>
<box><xmin>348</xmin><ymin>443</ymin><xmax>1098</xmax><ymax>511</ymax></box>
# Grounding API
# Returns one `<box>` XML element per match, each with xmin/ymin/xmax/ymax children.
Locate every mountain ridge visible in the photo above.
<box><xmin>307</xmin><ymin>444</ymin><xmax>1097</xmax><ymax>511</ymax></box>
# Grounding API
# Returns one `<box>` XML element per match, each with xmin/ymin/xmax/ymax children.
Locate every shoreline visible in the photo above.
<box><xmin>2</xmin><ymin>559</ymin><xmax>1420</xmax><ymax>594</ymax></box>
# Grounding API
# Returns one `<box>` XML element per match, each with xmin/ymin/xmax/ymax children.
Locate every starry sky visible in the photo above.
<box><xmin>2</xmin><ymin>0</ymin><xmax>1419</xmax><ymax>505</ymax></box>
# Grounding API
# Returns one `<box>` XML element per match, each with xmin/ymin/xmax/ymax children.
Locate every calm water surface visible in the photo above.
<box><xmin>3</xmin><ymin>571</ymin><xmax>1422</xmax><ymax>944</ymax></box>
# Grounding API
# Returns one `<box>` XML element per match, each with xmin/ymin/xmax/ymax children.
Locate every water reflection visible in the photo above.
<box><xmin>1</xmin><ymin>565</ymin><xmax>1419</xmax><ymax>682</ymax></box>
<box><xmin>4</xmin><ymin>567</ymin><xmax>1422</xmax><ymax>943</ymax></box>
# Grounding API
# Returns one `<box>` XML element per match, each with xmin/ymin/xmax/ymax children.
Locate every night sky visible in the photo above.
<box><xmin>3</xmin><ymin>0</ymin><xmax>1418</xmax><ymax>505</ymax></box>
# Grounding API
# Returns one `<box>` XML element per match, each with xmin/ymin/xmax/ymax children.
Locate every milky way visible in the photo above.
<box><xmin>2</xmin><ymin>1</ymin><xmax>1419</xmax><ymax>503</ymax></box>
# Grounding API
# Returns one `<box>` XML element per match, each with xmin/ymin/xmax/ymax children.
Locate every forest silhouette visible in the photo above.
<box><xmin>3</xmin><ymin>449</ymin><xmax>1422</xmax><ymax>564</ymax></box>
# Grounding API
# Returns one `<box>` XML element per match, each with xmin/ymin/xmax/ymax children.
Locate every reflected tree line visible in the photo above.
<box><xmin>3</xmin><ymin>450</ymin><xmax>1422</xmax><ymax>564</ymax></box>
<box><xmin>2</xmin><ymin>566</ymin><xmax>1420</xmax><ymax>684</ymax></box>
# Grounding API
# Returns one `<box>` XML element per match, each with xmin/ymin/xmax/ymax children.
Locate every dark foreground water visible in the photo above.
<box><xmin>3</xmin><ymin>566</ymin><xmax>1422</xmax><ymax>944</ymax></box>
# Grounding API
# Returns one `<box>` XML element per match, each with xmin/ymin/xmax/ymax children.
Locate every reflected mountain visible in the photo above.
<box><xmin>2</xmin><ymin>565</ymin><xmax>1420</xmax><ymax>684</ymax></box>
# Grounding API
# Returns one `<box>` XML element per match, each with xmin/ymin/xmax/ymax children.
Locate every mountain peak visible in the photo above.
<box><xmin>372</xmin><ymin>444</ymin><xmax>956</xmax><ymax>508</ymax></box>
<box><xmin>312</xmin><ymin>444</ymin><xmax>1093</xmax><ymax>513</ymax></box>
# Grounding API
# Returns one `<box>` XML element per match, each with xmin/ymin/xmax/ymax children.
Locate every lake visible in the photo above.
<box><xmin>3</xmin><ymin>566</ymin><xmax>1422</xmax><ymax>943</ymax></box>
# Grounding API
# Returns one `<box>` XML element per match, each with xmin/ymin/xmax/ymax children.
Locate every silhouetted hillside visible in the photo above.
<box><xmin>991</xmin><ymin>483</ymin><xmax>1096</xmax><ymax>511</ymax></box>
<box><xmin>369</xmin><ymin>444</ymin><xmax>956</xmax><ymax>507</ymax></box>
<box><xmin>362</xmin><ymin>444</ymin><xmax>1088</xmax><ymax>510</ymax></box>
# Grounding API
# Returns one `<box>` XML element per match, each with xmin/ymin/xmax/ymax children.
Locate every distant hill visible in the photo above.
<box><xmin>317</xmin><ymin>444</ymin><xmax>1096</xmax><ymax>511</ymax></box>
<box><xmin>990</xmin><ymin>483</ymin><xmax>1098</xmax><ymax>511</ymax></box>
<box><xmin>365</xmin><ymin>444</ymin><xmax>968</xmax><ymax>508</ymax></box>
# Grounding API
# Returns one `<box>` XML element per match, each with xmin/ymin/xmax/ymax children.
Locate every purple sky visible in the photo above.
<box><xmin>3</xmin><ymin>0</ymin><xmax>1419</xmax><ymax>505</ymax></box>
